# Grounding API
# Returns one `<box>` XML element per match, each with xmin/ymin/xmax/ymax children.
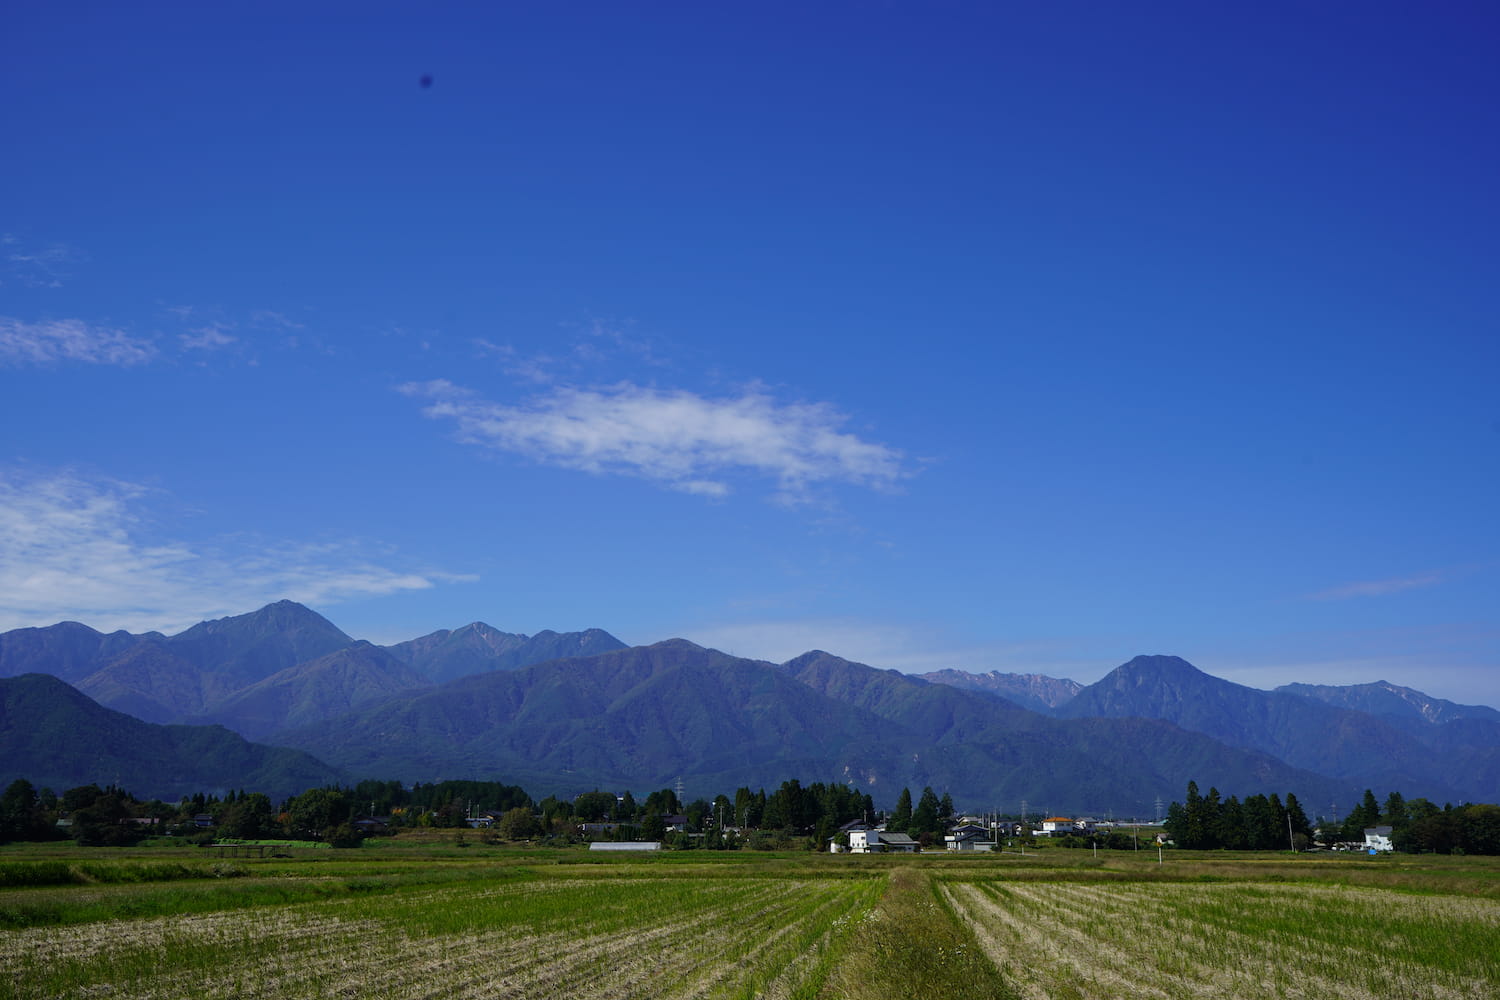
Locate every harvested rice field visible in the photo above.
<box><xmin>3</xmin><ymin>845</ymin><xmax>1498</xmax><ymax>999</ymax></box>
<box><xmin>944</xmin><ymin>878</ymin><xmax>1500</xmax><ymax>1000</ymax></box>
<box><xmin>2</xmin><ymin>867</ymin><xmax>879</xmax><ymax>999</ymax></box>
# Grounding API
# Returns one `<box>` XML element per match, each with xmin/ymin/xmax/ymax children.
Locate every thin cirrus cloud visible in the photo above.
<box><xmin>0</xmin><ymin>317</ymin><xmax>157</xmax><ymax>366</ymax></box>
<box><xmin>179</xmin><ymin>323</ymin><xmax>238</xmax><ymax>351</ymax></box>
<box><xmin>1308</xmin><ymin>572</ymin><xmax>1443</xmax><ymax>601</ymax></box>
<box><xmin>1</xmin><ymin>234</ymin><xmax>81</xmax><ymax>288</ymax></box>
<box><xmin>399</xmin><ymin>379</ymin><xmax>908</xmax><ymax>502</ymax></box>
<box><xmin>0</xmin><ymin>469</ymin><xmax>467</xmax><ymax>634</ymax></box>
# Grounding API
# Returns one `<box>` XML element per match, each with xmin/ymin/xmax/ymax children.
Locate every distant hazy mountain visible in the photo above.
<box><xmin>0</xmin><ymin>603</ymin><xmax>623</xmax><ymax>741</ymax></box>
<box><xmin>1056</xmin><ymin>654</ymin><xmax>1483</xmax><ymax>802</ymax></box>
<box><xmin>1277</xmin><ymin>680</ymin><xmax>1500</xmax><ymax>727</ymax></box>
<box><xmin>785</xmin><ymin>651</ymin><xmax>1035</xmax><ymax>742</ymax></box>
<box><xmin>917</xmin><ymin>668</ymin><xmax>1082</xmax><ymax>713</ymax></box>
<box><xmin>0</xmin><ymin>601</ymin><xmax>356</xmax><ymax>724</ymax></box>
<box><xmin>276</xmin><ymin>639</ymin><xmax>892</xmax><ymax>795</ymax></box>
<box><xmin>781</xmin><ymin>649</ymin><xmax>1354</xmax><ymax>810</ymax></box>
<box><xmin>384</xmin><ymin>623</ymin><xmax>626</xmax><ymax>684</ymax></box>
<box><xmin>271</xmin><ymin>642</ymin><xmax>1352</xmax><ymax>812</ymax></box>
<box><xmin>163</xmin><ymin>600</ymin><xmax>355</xmax><ymax>690</ymax></box>
<box><xmin>76</xmin><ymin>641</ymin><xmax>219</xmax><ymax>723</ymax></box>
<box><xmin>0</xmin><ymin>621</ymin><xmax>160</xmax><ymax>684</ymax></box>
<box><xmin>4</xmin><ymin>603</ymin><xmax>1496</xmax><ymax>811</ymax></box>
<box><xmin>0</xmin><ymin>673</ymin><xmax>345</xmax><ymax>801</ymax></box>
<box><xmin>192</xmin><ymin>641</ymin><xmax>431</xmax><ymax>741</ymax></box>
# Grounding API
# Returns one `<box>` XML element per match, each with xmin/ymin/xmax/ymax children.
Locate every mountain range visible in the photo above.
<box><xmin>2</xmin><ymin>602</ymin><xmax>1495</xmax><ymax>811</ymax></box>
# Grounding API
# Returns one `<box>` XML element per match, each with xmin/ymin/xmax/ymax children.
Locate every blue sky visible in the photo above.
<box><xmin>3</xmin><ymin>3</ymin><xmax>1497</xmax><ymax>706</ymax></box>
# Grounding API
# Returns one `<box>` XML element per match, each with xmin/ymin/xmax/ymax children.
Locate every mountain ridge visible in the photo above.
<box><xmin>916</xmin><ymin>668</ymin><xmax>1082</xmax><ymax>712</ymax></box>
<box><xmin>1</xmin><ymin>603</ymin><xmax>1494</xmax><ymax>809</ymax></box>
<box><xmin>0</xmin><ymin>673</ymin><xmax>345</xmax><ymax>801</ymax></box>
<box><xmin>1057</xmin><ymin>654</ymin><xmax>1481</xmax><ymax>802</ymax></box>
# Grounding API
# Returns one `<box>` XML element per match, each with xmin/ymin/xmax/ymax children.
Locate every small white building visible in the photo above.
<box><xmin>1363</xmin><ymin>826</ymin><xmax>1394</xmax><ymax>853</ymax></box>
<box><xmin>843</xmin><ymin>827</ymin><xmax>921</xmax><ymax>853</ymax></box>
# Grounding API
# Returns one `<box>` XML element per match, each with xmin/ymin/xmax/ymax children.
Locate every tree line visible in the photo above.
<box><xmin>0</xmin><ymin>778</ymin><xmax>534</xmax><ymax>847</ymax></box>
<box><xmin>0</xmin><ymin>774</ymin><xmax>945</xmax><ymax>850</ymax></box>
<box><xmin>1163</xmin><ymin>781</ymin><xmax>1500</xmax><ymax>855</ymax></box>
<box><xmin>1329</xmin><ymin>788</ymin><xmax>1500</xmax><ymax>855</ymax></box>
<box><xmin>1163</xmin><ymin>781</ymin><xmax>1314</xmax><ymax>850</ymax></box>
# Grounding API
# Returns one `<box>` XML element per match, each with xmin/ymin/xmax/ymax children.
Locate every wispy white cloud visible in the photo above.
<box><xmin>167</xmin><ymin>306</ymin><xmax>307</xmax><ymax>355</ymax></box>
<box><xmin>473</xmin><ymin>320</ymin><xmax>667</xmax><ymax>386</ymax></box>
<box><xmin>179</xmin><ymin>323</ymin><xmax>238</xmax><ymax>351</ymax></box>
<box><xmin>573</xmin><ymin>318</ymin><xmax>666</xmax><ymax>369</ymax></box>
<box><xmin>1</xmin><ymin>234</ymin><xmax>83</xmax><ymax>288</ymax></box>
<box><xmin>0</xmin><ymin>469</ymin><xmax>469</xmax><ymax>634</ymax></box>
<box><xmin>0</xmin><ymin>317</ymin><xmax>156</xmax><ymax>366</ymax></box>
<box><xmin>472</xmin><ymin>339</ymin><xmax>557</xmax><ymax>384</ymax></box>
<box><xmin>249</xmin><ymin>310</ymin><xmax>303</xmax><ymax>331</ymax></box>
<box><xmin>1308</xmin><ymin>572</ymin><xmax>1442</xmax><ymax>601</ymax></box>
<box><xmin>399</xmin><ymin>379</ymin><xmax>907</xmax><ymax>503</ymax></box>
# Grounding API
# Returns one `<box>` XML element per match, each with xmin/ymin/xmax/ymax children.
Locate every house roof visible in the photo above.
<box><xmin>880</xmin><ymin>832</ymin><xmax>919</xmax><ymax>846</ymax></box>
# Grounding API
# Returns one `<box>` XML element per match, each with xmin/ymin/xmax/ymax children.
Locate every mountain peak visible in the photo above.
<box><xmin>651</xmin><ymin>638</ymin><xmax>708</xmax><ymax>653</ymax></box>
<box><xmin>1117</xmin><ymin>654</ymin><xmax>1201</xmax><ymax>673</ymax></box>
<box><xmin>163</xmin><ymin>601</ymin><xmax>355</xmax><ymax>687</ymax></box>
<box><xmin>173</xmin><ymin>600</ymin><xmax>347</xmax><ymax>638</ymax></box>
<box><xmin>782</xmin><ymin>650</ymin><xmax>843</xmax><ymax>670</ymax></box>
<box><xmin>1058</xmin><ymin>655</ymin><xmax>1227</xmax><ymax>722</ymax></box>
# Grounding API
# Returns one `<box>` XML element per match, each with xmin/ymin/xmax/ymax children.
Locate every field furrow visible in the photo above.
<box><xmin>945</xmin><ymin>879</ymin><xmax>1500</xmax><ymax>1000</ymax></box>
<box><xmin>11</xmin><ymin>850</ymin><xmax>1499</xmax><ymax>1000</ymax></box>
<box><xmin>2</xmin><ymin>871</ymin><xmax>874</xmax><ymax>1000</ymax></box>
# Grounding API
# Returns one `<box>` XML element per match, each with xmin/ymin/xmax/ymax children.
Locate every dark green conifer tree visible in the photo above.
<box><xmin>890</xmin><ymin>788</ymin><xmax>913</xmax><ymax>832</ymax></box>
